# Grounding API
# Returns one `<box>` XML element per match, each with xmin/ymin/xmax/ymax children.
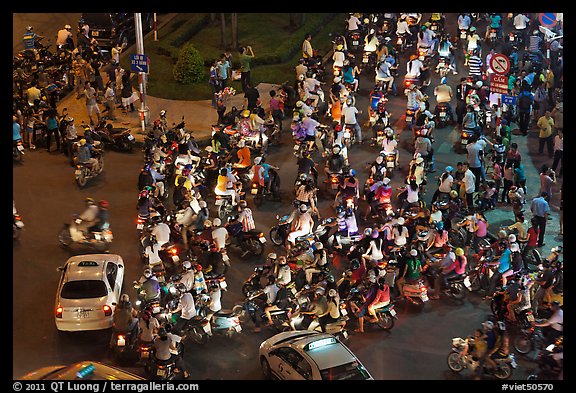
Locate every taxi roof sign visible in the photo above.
<box><xmin>305</xmin><ymin>337</ymin><xmax>337</xmax><ymax>351</ymax></box>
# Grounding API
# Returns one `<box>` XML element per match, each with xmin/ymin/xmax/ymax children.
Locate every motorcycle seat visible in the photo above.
<box><xmin>214</xmin><ymin>309</ymin><xmax>236</xmax><ymax>317</ymax></box>
<box><xmin>447</xmin><ymin>274</ymin><xmax>465</xmax><ymax>281</ymax></box>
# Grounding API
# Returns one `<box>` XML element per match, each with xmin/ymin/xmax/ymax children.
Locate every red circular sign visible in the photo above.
<box><xmin>489</xmin><ymin>53</ymin><xmax>510</xmax><ymax>75</ymax></box>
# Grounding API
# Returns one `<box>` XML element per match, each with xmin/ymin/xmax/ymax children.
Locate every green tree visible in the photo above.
<box><xmin>173</xmin><ymin>43</ymin><xmax>205</xmax><ymax>84</ymax></box>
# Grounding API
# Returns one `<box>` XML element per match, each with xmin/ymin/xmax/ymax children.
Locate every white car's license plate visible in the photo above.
<box><xmin>440</xmin><ymin>111</ymin><xmax>446</xmax><ymax>117</ymax></box>
<box><xmin>251</xmin><ymin>188</ymin><xmax>258</xmax><ymax>195</ymax></box>
<box><xmin>464</xmin><ymin>276</ymin><xmax>471</xmax><ymax>289</ymax></box>
<box><xmin>259</xmin><ymin>236</ymin><xmax>266</xmax><ymax>243</ymax></box>
<box><xmin>389</xmin><ymin>308</ymin><xmax>396</xmax><ymax>317</ymax></box>
<box><xmin>127</xmin><ymin>134</ymin><xmax>135</xmax><ymax>140</ymax></box>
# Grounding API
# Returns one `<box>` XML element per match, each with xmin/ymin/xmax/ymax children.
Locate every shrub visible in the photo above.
<box><xmin>173</xmin><ymin>43</ymin><xmax>205</xmax><ymax>84</ymax></box>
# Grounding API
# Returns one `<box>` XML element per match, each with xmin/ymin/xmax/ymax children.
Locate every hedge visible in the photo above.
<box><xmin>173</xmin><ymin>43</ymin><xmax>205</xmax><ymax>84</ymax></box>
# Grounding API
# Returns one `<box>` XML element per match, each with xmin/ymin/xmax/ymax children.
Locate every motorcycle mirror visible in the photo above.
<box><xmin>57</xmin><ymin>266</ymin><xmax>65</xmax><ymax>271</ymax></box>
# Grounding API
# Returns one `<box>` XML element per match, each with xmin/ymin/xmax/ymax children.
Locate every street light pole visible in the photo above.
<box><xmin>134</xmin><ymin>13</ymin><xmax>149</xmax><ymax>131</ymax></box>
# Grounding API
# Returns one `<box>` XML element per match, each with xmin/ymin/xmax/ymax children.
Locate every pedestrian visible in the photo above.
<box><xmin>268</xmin><ymin>89</ymin><xmax>284</xmax><ymax>131</ymax></box>
<box><xmin>217</xmin><ymin>53</ymin><xmax>231</xmax><ymax>90</ymax></box>
<box><xmin>550</xmin><ymin>98</ymin><xmax>563</xmax><ymax>135</ymax></box>
<box><xmin>209</xmin><ymin>60</ymin><xmax>221</xmax><ymax>108</ymax></box>
<box><xmin>44</xmin><ymin>108</ymin><xmax>60</xmax><ymax>153</ymax></box>
<box><xmin>516</xmin><ymin>82</ymin><xmax>534</xmax><ymax>136</ymax></box>
<box><xmin>302</xmin><ymin>32</ymin><xmax>314</xmax><ymax>60</ymax></box>
<box><xmin>243</xmin><ymin>82</ymin><xmax>260</xmax><ymax>112</ymax></box>
<box><xmin>513</xmin><ymin>161</ymin><xmax>527</xmax><ymax>195</ymax></box>
<box><xmin>536</xmin><ymin>110</ymin><xmax>554</xmax><ymax>158</ymax></box>
<box><xmin>84</xmin><ymin>81</ymin><xmax>101</xmax><ymax>125</ymax></box>
<box><xmin>64</xmin><ymin>116</ymin><xmax>78</xmax><ymax>166</ymax></box>
<box><xmin>239</xmin><ymin>45</ymin><xmax>255</xmax><ymax>93</ymax></box>
<box><xmin>533</xmin><ymin>82</ymin><xmax>548</xmax><ymax>121</ymax></box>
<box><xmin>466</xmin><ymin>134</ymin><xmax>484</xmax><ymax>191</ymax></box>
<box><xmin>121</xmin><ymin>69</ymin><xmax>135</xmax><ymax>113</ymax></box>
<box><xmin>72</xmin><ymin>54</ymin><xmax>88</xmax><ymax>99</ymax></box>
<box><xmin>551</xmin><ymin>128</ymin><xmax>562</xmax><ymax>178</ymax></box>
<box><xmin>539</xmin><ymin>164</ymin><xmax>556</xmax><ymax>204</ymax></box>
<box><xmin>103</xmin><ymin>80</ymin><xmax>117</xmax><ymax>120</ymax></box>
<box><xmin>459</xmin><ymin>162</ymin><xmax>475</xmax><ymax>211</ymax></box>
<box><xmin>530</xmin><ymin>192</ymin><xmax>550</xmax><ymax>248</ymax></box>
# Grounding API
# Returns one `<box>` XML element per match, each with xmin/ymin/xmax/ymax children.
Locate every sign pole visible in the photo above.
<box><xmin>154</xmin><ymin>13</ymin><xmax>158</xmax><ymax>41</ymax></box>
<box><xmin>134</xmin><ymin>13</ymin><xmax>149</xmax><ymax>130</ymax></box>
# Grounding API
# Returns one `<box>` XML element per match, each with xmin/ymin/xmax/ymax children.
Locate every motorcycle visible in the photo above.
<box><xmin>197</xmin><ymin>295</ymin><xmax>243</xmax><ymax>338</ymax></box>
<box><xmin>145</xmin><ymin>342</ymin><xmax>185</xmax><ymax>380</ymax></box>
<box><xmin>514</xmin><ymin>326</ymin><xmax>546</xmax><ymax>358</ymax></box>
<box><xmin>383</xmin><ymin>151</ymin><xmax>397</xmax><ymax>171</ymax></box>
<box><xmin>459</xmin><ymin>128</ymin><xmax>475</xmax><ymax>152</ymax></box>
<box><xmin>269</xmin><ymin>214</ymin><xmax>290</xmax><ymax>246</ymax></box>
<box><xmin>465</xmin><ymin>255</ymin><xmax>498</xmax><ymax>292</ymax></box>
<box><xmin>395</xmin><ymin>32</ymin><xmax>410</xmax><ymax>54</ymax></box>
<box><xmin>435</xmin><ymin>102</ymin><xmax>451</xmax><ymax>128</ymax></box>
<box><xmin>400</xmin><ymin>278</ymin><xmax>429</xmax><ymax>308</ymax></box>
<box><xmin>490</xmin><ymin>291</ymin><xmax>535</xmax><ymax>330</ymax></box>
<box><xmin>487</xmin><ymin>27</ymin><xmax>499</xmax><ymax>49</ymax></box>
<box><xmin>506</xmin><ymin>30</ymin><xmax>523</xmax><ymax>46</ymax></box>
<box><xmin>58</xmin><ymin>215</ymin><xmax>113</xmax><ymax>252</ymax></box>
<box><xmin>13</xmin><ymin>140</ymin><xmax>25</xmax><ymax>163</ymax></box>
<box><xmin>342</xmin><ymin>125</ymin><xmax>356</xmax><ymax>149</ymax></box>
<box><xmin>527</xmin><ymin>337</ymin><xmax>563</xmax><ymax>380</ymax></box>
<box><xmin>94</xmin><ymin>121</ymin><xmax>136</xmax><ymax>152</ymax></box>
<box><xmin>214</xmin><ymin>194</ymin><xmax>237</xmax><ymax>222</ymax></box>
<box><xmin>242</xmin><ymin>289</ymin><xmax>295</xmax><ymax>333</ymax></box>
<box><xmin>348</xmin><ymin>287</ymin><xmax>397</xmax><ymax>330</ymax></box>
<box><xmin>74</xmin><ymin>151</ymin><xmax>104</xmax><ymax>188</ymax></box>
<box><xmin>458</xmin><ymin>27</ymin><xmax>470</xmax><ymax>46</ymax></box>
<box><xmin>348</xmin><ymin>31</ymin><xmax>363</xmax><ymax>52</ymax></box>
<box><xmin>136</xmin><ymin>339</ymin><xmax>154</xmax><ymax>365</ymax></box>
<box><xmin>110</xmin><ymin>328</ymin><xmax>138</xmax><ymax>365</ymax></box>
<box><xmin>13</xmin><ymin>211</ymin><xmax>24</xmax><ymax>240</ymax></box>
<box><xmin>436</xmin><ymin>56</ymin><xmax>450</xmax><ymax>78</ymax></box>
<box><xmin>251</xmin><ymin>168</ymin><xmax>280</xmax><ymax>207</ymax></box>
<box><xmin>447</xmin><ymin>336</ymin><xmax>516</xmax><ymax>379</ymax></box>
<box><xmin>226</xmin><ymin>226</ymin><xmax>267</xmax><ymax>257</ymax></box>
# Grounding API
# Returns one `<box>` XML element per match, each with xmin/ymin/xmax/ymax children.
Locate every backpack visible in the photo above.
<box><xmin>518</xmin><ymin>93</ymin><xmax>532</xmax><ymax>110</ymax></box>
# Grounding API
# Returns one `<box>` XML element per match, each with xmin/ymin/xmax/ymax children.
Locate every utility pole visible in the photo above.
<box><xmin>135</xmin><ymin>13</ymin><xmax>150</xmax><ymax>131</ymax></box>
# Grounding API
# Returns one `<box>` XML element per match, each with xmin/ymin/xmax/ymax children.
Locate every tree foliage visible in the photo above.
<box><xmin>173</xmin><ymin>43</ymin><xmax>205</xmax><ymax>84</ymax></box>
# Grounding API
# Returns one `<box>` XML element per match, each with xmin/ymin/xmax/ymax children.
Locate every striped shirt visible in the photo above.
<box><xmin>239</xmin><ymin>207</ymin><xmax>255</xmax><ymax>232</ymax></box>
<box><xmin>468</xmin><ymin>56</ymin><xmax>482</xmax><ymax>77</ymax></box>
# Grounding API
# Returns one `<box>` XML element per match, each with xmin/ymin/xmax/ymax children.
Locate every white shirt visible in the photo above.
<box><xmin>406</xmin><ymin>59</ymin><xmax>424</xmax><ymax>77</ymax></box>
<box><xmin>277</xmin><ymin>266</ymin><xmax>291</xmax><ymax>286</ymax></box>
<box><xmin>179</xmin><ymin>292</ymin><xmax>197</xmax><ymax>320</ymax></box>
<box><xmin>211</xmin><ymin>226</ymin><xmax>228</xmax><ymax>250</ymax></box>
<box><xmin>547</xmin><ymin>309</ymin><xmax>563</xmax><ymax>332</ymax></box>
<box><xmin>407</xmin><ymin>186</ymin><xmax>419</xmax><ymax>203</ymax></box>
<box><xmin>396</xmin><ymin>20</ymin><xmax>411</xmax><ymax>35</ymax></box>
<box><xmin>463</xmin><ymin>169</ymin><xmax>476</xmax><ymax>193</ymax></box>
<box><xmin>393</xmin><ymin>226</ymin><xmax>409</xmax><ymax>246</ymax></box>
<box><xmin>333</xmin><ymin>51</ymin><xmax>345</xmax><ymax>68</ymax></box>
<box><xmin>381</xmin><ymin>138</ymin><xmax>397</xmax><ymax>153</ymax></box>
<box><xmin>513</xmin><ymin>14</ymin><xmax>530</xmax><ymax>30</ymax></box>
<box><xmin>180</xmin><ymin>270</ymin><xmax>195</xmax><ymax>292</ymax></box>
<box><xmin>56</xmin><ymin>29</ymin><xmax>72</xmax><ymax>46</ymax></box>
<box><xmin>438</xmin><ymin>174</ymin><xmax>454</xmax><ymax>193</ymax></box>
<box><xmin>151</xmin><ymin>223</ymin><xmax>171</xmax><ymax>247</ymax></box>
<box><xmin>139</xmin><ymin>316</ymin><xmax>160</xmax><ymax>342</ymax></box>
<box><xmin>304</xmin><ymin>77</ymin><xmax>321</xmax><ymax>93</ymax></box>
<box><xmin>145</xmin><ymin>243</ymin><xmax>163</xmax><ymax>266</ymax></box>
<box><xmin>347</xmin><ymin>16</ymin><xmax>361</xmax><ymax>30</ymax></box>
<box><xmin>554</xmin><ymin>135</ymin><xmax>563</xmax><ymax>151</ymax></box>
<box><xmin>209</xmin><ymin>288</ymin><xmax>222</xmax><ymax>312</ymax></box>
<box><xmin>458</xmin><ymin>15</ymin><xmax>471</xmax><ymax>30</ymax></box>
<box><xmin>342</xmin><ymin>105</ymin><xmax>359</xmax><ymax>124</ymax></box>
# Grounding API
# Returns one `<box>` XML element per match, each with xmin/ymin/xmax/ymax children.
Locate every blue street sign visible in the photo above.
<box><xmin>538</xmin><ymin>13</ymin><xmax>557</xmax><ymax>28</ymax></box>
<box><xmin>502</xmin><ymin>94</ymin><xmax>516</xmax><ymax>106</ymax></box>
<box><xmin>130</xmin><ymin>54</ymin><xmax>149</xmax><ymax>73</ymax></box>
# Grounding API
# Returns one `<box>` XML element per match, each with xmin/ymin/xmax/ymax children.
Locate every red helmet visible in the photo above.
<box><xmin>99</xmin><ymin>200</ymin><xmax>109</xmax><ymax>208</ymax></box>
<box><xmin>195</xmin><ymin>264</ymin><xmax>203</xmax><ymax>271</ymax></box>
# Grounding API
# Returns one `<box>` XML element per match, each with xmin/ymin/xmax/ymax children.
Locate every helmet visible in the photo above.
<box><xmin>79</xmin><ymin>138</ymin><xmax>87</xmax><ymax>145</ymax></box>
<box><xmin>383</xmin><ymin>177</ymin><xmax>391</xmax><ymax>185</ymax></box>
<box><xmin>445</xmin><ymin>166</ymin><xmax>454</xmax><ymax>173</ymax></box>
<box><xmin>470</xmin><ymin>26</ymin><xmax>477</xmax><ymax>32</ymax></box>
<box><xmin>239</xmin><ymin>200</ymin><xmax>248</xmax><ymax>208</ymax></box>
<box><xmin>336</xmin><ymin>205</ymin><xmax>345</xmax><ymax>217</ymax></box>
<box><xmin>498</xmin><ymin>230</ymin><xmax>507</xmax><ymax>239</ymax></box>
<box><xmin>364</xmin><ymin>227</ymin><xmax>373</xmax><ymax>237</ymax></box>
<box><xmin>298</xmin><ymin>204</ymin><xmax>308</xmax><ymax>213</ymax></box>
<box><xmin>85</xmin><ymin>197</ymin><xmax>96</xmax><ymax>206</ymax></box>
<box><xmin>195</xmin><ymin>264</ymin><xmax>203</xmax><ymax>272</ymax></box>
<box><xmin>212</xmin><ymin>218</ymin><xmax>222</xmax><ymax>227</ymax></box>
<box><xmin>296</xmin><ymin>100</ymin><xmax>304</xmax><ymax>108</ymax></box>
<box><xmin>482</xmin><ymin>320</ymin><xmax>494</xmax><ymax>330</ymax></box>
<box><xmin>349</xmin><ymin>169</ymin><xmax>356</xmax><ymax>177</ymax></box>
<box><xmin>328</xmin><ymin>289</ymin><xmax>337</xmax><ymax>297</ymax></box>
<box><xmin>436</xmin><ymin>221</ymin><xmax>444</xmax><ymax>231</ymax></box>
<box><xmin>119</xmin><ymin>294</ymin><xmax>130</xmax><ymax>303</ymax></box>
<box><xmin>143</xmin><ymin>268</ymin><xmax>152</xmax><ymax>279</ymax></box>
<box><xmin>182</xmin><ymin>260</ymin><xmax>192</xmax><ymax>270</ymax></box>
<box><xmin>64</xmin><ymin>24</ymin><xmax>71</xmax><ymax>30</ymax></box>
<box><xmin>385</xmin><ymin>127</ymin><xmax>394</xmax><ymax>137</ymax></box>
<box><xmin>333</xmin><ymin>76</ymin><xmax>341</xmax><ymax>83</ymax></box>
<box><xmin>254</xmin><ymin>156</ymin><xmax>262</xmax><ymax>165</ymax></box>
<box><xmin>204</xmin><ymin>219</ymin><xmax>212</xmax><ymax>228</ymax></box>
<box><xmin>371</xmin><ymin>229</ymin><xmax>380</xmax><ymax>239</ymax></box>
<box><xmin>475</xmin><ymin>81</ymin><xmax>483</xmax><ymax>88</ymax></box>
<box><xmin>551</xmin><ymin>246</ymin><xmax>563</xmax><ymax>254</ymax></box>
<box><xmin>455</xmin><ymin>248</ymin><xmax>464</xmax><ymax>256</ymax></box>
<box><xmin>449</xmin><ymin>190</ymin><xmax>458</xmax><ymax>199</ymax></box>
<box><xmin>237</xmin><ymin>139</ymin><xmax>246</xmax><ymax>148</ymax></box>
<box><xmin>314</xmin><ymin>241</ymin><xmax>324</xmax><ymax>250</ymax></box>
<box><xmin>409</xmin><ymin>54</ymin><xmax>418</xmax><ymax>61</ymax></box>
<box><xmin>421</xmin><ymin>25</ymin><xmax>427</xmax><ymax>31</ymax></box>
<box><xmin>241</xmin><ymin>109</ymin><xmax>251</xmax><ymax>118</ymax></box>
<box><xmin>396</xmin><ymin>217</ymin><xmax>405</xmax><ymax>226</ymax></box>
<box><xmin>508</xmin><ymin>234</ymin><xmax>517</xmax><ymax>243</ymax></box>
<box><xmin>199</xmin><ymin>200</ymin><xmax>207</xmax><ymax>208</ymax></box>
<box><xmin>267</xmin><ymin>252</ymin><xmax>277</xmax><ymax>260</ymax></box>
<box><xmin>384</xmin><ymin>36</ymin><xmax>391</xmax><ymax>42</ymax></box>
<box><xmin>533</xmin><ymin>30</ymin><xmax>539</xmax><ymax>35</ymax></box>
<box><xmin>410</xmin><ymin>249</ymin><xmax>418</xmax><ymax>257</ymax></box>
<box><xmin>159</xmin><ymin>109</ymin><xmax>166</xmax><ymax>117</ymax></box>
<box><xmin>332</xmin><ymin>145</ymin><xmax>341</xmax><ymax>154</ymax></box>
<box><xmin>98</xmin><ymin>200</ymin><xmax>109</xmax><ymax>208</ymax></box>
<box><xmin>509</xmin><ymin>242</ymin><xmax>520</xmax><ymax>253</ymax></box>
<box><xmin>440</xmin><ymin>77</ymin><xmax>447</xmax><ymax>84</ymax></box>
<box><xmin>375</xmin><ymin>155</ymin><xmax>384</xmax><ymax>164</ymax></box>
<box><xmin>26</xmin><ymin>26</ymin><xmax>33</xmax><ymax>31</ymax></box>
<box><xmin>205</xmin><ymin>146</ymin><xmax>213</xmax><ymax>153</ymax></box>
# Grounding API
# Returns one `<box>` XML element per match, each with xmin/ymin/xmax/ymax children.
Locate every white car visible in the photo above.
<box><xmin>55</xmin><ymin>254</ymin><xmax>125</xmax><ymax>332</ymax></box>
<box><xmin>259</xmin><ymin>331</ymin><xmax>373</xmax><ymax>380</ymax></box>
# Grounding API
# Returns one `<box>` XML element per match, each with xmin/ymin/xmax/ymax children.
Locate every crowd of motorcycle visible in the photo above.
<box><xmin>15</xmin><ymin>12</ymin><xmax>563</xmax><ymax>380</ymax></box>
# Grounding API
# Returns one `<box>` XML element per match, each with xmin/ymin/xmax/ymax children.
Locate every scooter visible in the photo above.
<box><xmin>447</xmin><ymin>336</ymin><xmax>516</xmax><ymax>379</ymax></box>
<box><xmin>435</xmin><ymin>102</ymin><xmax>451</xmax><ymax>128</ymax></box>
<box><xmin>110</xmin><ymin>328</ymin><xmax>138</xmax><ymax>365</ymax></box>
<box><xmin>400</xmin><ymin>278</ymin><xmax>429</xmax><ymax>309</ymax></box>
<box><xmin>58</xmin><ymin>215</ymin><xmax>113</xmax><ymax>252</ymax></box>
<box><xmin>145</xmin><ymin>342</ymin><xmax>185</xmax><ymax>380</ymax></box>
<box><xmin>74</xmin><ymin>151</ymin><xmax>104</xmax><ymax>188</ymax></box>
<box><xmin>197</xmin><ymin>296</ymin><xmax>243</xmax><ymax>338</ymax></box>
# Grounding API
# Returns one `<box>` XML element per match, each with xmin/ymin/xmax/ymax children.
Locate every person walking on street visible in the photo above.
<box><xmin>44</xmin><ymin>108</ymin><xmax>60</xmax><ymax>153</ymax></box>
<box><xmin>239</xmin><ymin>45</ymin><xmax>255</xmax><ymax>93</ymax></box>
<box><xmin>551</xmin><ymin>129</ymin><xmax>563</xmax><ymax>177</ymax></box>
<box><xmin>83</xmin><ymin>81</ymin><xmax>101</xmax><ymax>126</ymax></box>
<box><xmin>537</xmin><ymin>110</ymin><xmax>555</xmax><ymax>159</ymax></box>
<box><xmin>121</xmin><ymin>69</ymin><xmax>135</xmax><ymax>113</ymax></box>
<box><xmin>103</xmin><ymin>80</ymin><xmax>117</xmax><ymax>120</ymax></box>
<box><xmin>530</xmin><ymin>192</ymin><xmax>550</xmax><ymax>248</ymax></box>
<box><xmin>516</xmin><ymin>83</ymin><xmax>534</xmax><ymax>136</ymax></box>
<box><xmin>539</xmin><ymin>164</ymin><xmax>556</xmax><ymax>204</ymax></box>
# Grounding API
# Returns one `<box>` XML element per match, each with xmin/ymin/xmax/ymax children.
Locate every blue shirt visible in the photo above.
<box><xmin>498</xmin><ymin>248</ymin><xmax>511</xmax><ymax>273</ymax></box>
<box><xmin>13</xmin><ymin>122</ymin><xmax>21</xmax><ymax>141</ymax></box>
<box><xmin>531</xmin><ymin>197</ymin><xmax>550</xmax><ymax>218</ymax></box>
<box><xmin>261</xmin><ymin>162</ymin><xmax>272</xmax><ymax>180</ymax></box>
<box><xmin>23</xmin><ymin>32</ymin><xmax>37</xmax><ymax>50</ymax></box>
<box><xmin>489</xmin><ymin>14</ymin><xmax>502</xmax><ymax>28</ymax></box>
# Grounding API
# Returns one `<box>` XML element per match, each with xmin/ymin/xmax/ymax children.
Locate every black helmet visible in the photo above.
<box><xmin>350</xmin><ymin>260</ymin><xmax>360</xmax><ymax>270</ymax></box>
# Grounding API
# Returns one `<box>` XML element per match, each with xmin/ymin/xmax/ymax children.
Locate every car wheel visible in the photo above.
<box><xmin>260</xmin><ymin>356</ymin><xmax>273</xmax><ymax>380</ymax></box>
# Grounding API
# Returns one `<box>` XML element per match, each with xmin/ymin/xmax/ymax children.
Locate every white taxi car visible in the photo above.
<box><xmin>20</xmin><ymin>361</ymin><xmax>144</xmax><ymax>380</ymax></box>
<box><xmin>259</xmin><ymin>331</ymin><xmax>373</xmax><ymax>380</ymax></box>
<box><xmin>55</xmin><ymin>254</ymin><xmax>125</xmax><ymax>332</ymax></box>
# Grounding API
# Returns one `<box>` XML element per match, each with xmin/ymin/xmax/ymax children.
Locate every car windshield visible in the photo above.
<box><xmin>61</xmin><ymin>280</ymin><xmax>107</xmax><ymax>299</ymax></box>
<box><xmin>82</xmin><ymin>13</ymin><xmax>112</xmax><ymax>27</ymax></box>
<box><xmin>320</xmin><ymin>362</ymin><xmax>371</xmax><ymax>380</ymax></box>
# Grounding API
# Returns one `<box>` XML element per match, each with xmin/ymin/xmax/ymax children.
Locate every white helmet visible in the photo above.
<box><xmin>475</xmin><ymin>80</ymin><xmax>483</xmax><ymax>89</ymax></box>
<box><xmin>254</xmin><ymin>156</ymin><xmax>262</xmax><ymax>165</ymax></box>
<box><xmin>397</xmin><ymin>217</ymin><xmax>405</xmax><ymax>225</ymax></box>
<box><xmin>237</xmin><ymin>139</ymin><xmax>245</xmax><ymax>148</ymax></box>
<box><xmin>410</xmin><ymin>249</ymin><xmax>418</xmax><ymax>256</ymax></box>
<box><xmin>510</xmin><ymin>242</ymin><xmax>520</xmax><ymax>253</ymax></box>
<box><xmin>296</xmin><ymin>100</ymin><xmax>304</xmax><ymax>108</ymax></box>
<box><xmin>267</xmin><ymin>252</ymin><xmax>277</xmax><ymax>260</ymax></box>
<box><xmin>299</xmin><ymin>204</ymin><xmax>308</xmax><ymax>213</ymax></box>
<box><xmin>143</xmin><ymin>268</ymin><xmax>152</xmax><ymax>279</ymax></box>
<box><xmin>120</xmin><ymin>294</ymin><xmax>130</xmax><ymax>303</ymax></box>
<box><xmin>64</xmin><ymin>24</ymin><xmax>72</xmax><ymax>30</ymax></box>
<box><xmin>383</xmin><ymin>177</ymin><xmax>391</xmax><ymax>185</ymax></box>
<box><xmin>183</xmin><ymin>260</ymin><xmax>192</xmax><ymax>270</ymax></box>
<box><xmin>375</xmin><ymin>155</ymin><xmax>384</xmax><ymax>164</ymax></box>
<box><xmin>213</xmin><ymin>218</ymin><xmax>222</xmax><ymax>227</ymax></box>
<box><xmin>314</xmin><ymin>241</ymin><xmax>323</xmax><ymax>250</ymax></box>
<box><xmin>328</xmin><ymin>288</ymin><xmax>337</xmax><ymax>297</ymax></box>
<box><xmin>508</xmin><ymin>234</ymin><xmax>517</xmax><ymax>243</ymax></box>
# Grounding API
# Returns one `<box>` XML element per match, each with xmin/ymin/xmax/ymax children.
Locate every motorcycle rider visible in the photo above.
<box><xmin>381</xmin><ymin>127</ymin><xmax>399</xmax><ymax>166</ymax></box>
<box><xmin>342</xmin><ymin>97</ymin><xmax>363</xmax><ymax>144</ymax></box>
<box><xmin>152</xmin><ymin>325</ymin><xmax>190</xmax><ymax>379</ymax></box>
<box><xmin>405</xmin><ymin>54</ymin><xmax>426</xmax><ymax>87</ymax></box>
<box><xmin>138</xmin><ymin>309</ymin><xmax>160</xmax><ymax>348</ymax></box>
<box><xmin>438</xmin><ymin>247</ymin><xmax>467</xmax><ymax>295</ymax></box>
<box><xmin>76</xmin><ymin>138</ymin><xmax>102</xmax><ymax>174</ymax></box>
<box><xmin>286</xmin><ymin>203</ymin><xmax>315</xmax><ymax>250</ymax></box>
<box><xmin>369</xmin><ymin>154</ymin><xmax>387</xmax><ymax>182</ymax></box>
<box><xmin>335</xmin><ymin>169</ymin><xmax>360</xmax><ymax>209</ymax></box>
<box><xmin>171</xmin><ymin>283</ymin><xmax>197</xmax><ymax>336</ymax></box>
<box><xmin>374</xmin><ymin>58</ymin><xmax>395</xmax><ymax>93</ymax></box>
<box><xmin>111</xmin><ymin>294</ymin><xmax>139</xmax><ymax>347</ymax></box>
<box><xmin>533</xmin><ymin>301</ymin><xmax>563</xmax><ymax>348</ymax></box>
<box><xmin>434</xmin><ymin>77</ymin><xmax>455</xmax><ymax>122</ymax></box>
<box><xmin>397</xmin><ymin>248</ymin><xmax>423</xmax><ymax>298</ymax></box>
<box><xmin>136</xmin><ymin>267</ymin><xmax>161</xmax><ymax>304</ymax></box>
<box><xmin>414</xmin><ymin>128</ymin><xmax>435</xmax><ymax>173</ymax></box>
<box><xmin>179</xmin><ymin>260</ymin><xmax>195</xmax><ymax>292</ymax></box>
<box><xmin>324</xmin><ymin>144</ymin><xmax>346</xmax><ymax>183</ymax></box>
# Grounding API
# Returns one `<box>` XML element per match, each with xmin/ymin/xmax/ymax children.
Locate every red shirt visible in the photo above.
<box><xmin>370</xmin><ymin>285</ymin><xmax>391</xmax><ymax>306</ymax></box>
<box><xmin>527</xmin><ymin>227</ymin><xmax>539</xmax><ymax>247</ymax></box>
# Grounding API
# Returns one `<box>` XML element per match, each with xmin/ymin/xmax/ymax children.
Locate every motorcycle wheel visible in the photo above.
<box><xmin>493</xmin><ymin>363</ymin><xmax>513</xmax><ymax>379</ymax></box>
<box><xmin>376</xmin><ymin>314</ymin><xmax>395</xmax><ymax>330</ymax></box>
<box><xmin>447</xmin><ymin>351</ymin><xmax>464</xmax><ymax>372</ymax></box>
<box><xmin>260</xmin><ymin>357</ymin><xmax>273</xmax><ymax>379</ymax></box>
<box><xmin>513</xmin><ymin>334</ymin><xmax>533</xmax><ymax>355</ymax></box>
<box><xmin>269</xmin><ymin>227</ymin><xmax>284</xmax><ymax>246</ymax></box>
<box><xmin>490</xmin><ymin>299</ymin><xmax>500</xmax><ymax>317</ymax></box>
<box><xmin>468</xmin><ymin>272</ymin><xmax>482</xmax><ymax>292</ymax></box>
<box><xmin>76</xmin><ymin>168</ymin><xmax>88</xmax><ymax>188</ymax></box>
<box><xmin>187</xmin><ymin>328</ymin><xmax>209</xmax><ymax>345</ymax></box>
<box><xmin>449</xmin><ymin>282</ymin><xmax>467</xmax><ymax>300</ymax></box>
<box><xmin>218</xmin><ymin>204</ymin><xmax>228</xmax><ymax>221</ymax></box>
<box><xmin>58</xmin><ymin>228</ymin><xmax>73</xmax><ymax>246</ymax></box>
<box><xmin>246</xmin><ymin>238</ymin><xmax>264</xmax><ymax>256</ymax></box>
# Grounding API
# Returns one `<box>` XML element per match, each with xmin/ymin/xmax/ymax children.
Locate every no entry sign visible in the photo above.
<box><xmin>489</xmin><ymin>54</ymin><xmax>510</xmax><ymax>75</ymax></box>
<box><xmin>490</xmin><ymin>74</ymin><xmax>509</xmax><ymax>94</ymax></box>
<box><xmin>539</xmin><ymin>13</ymin><xmax>558</xmax><ymax>28</ymax></box>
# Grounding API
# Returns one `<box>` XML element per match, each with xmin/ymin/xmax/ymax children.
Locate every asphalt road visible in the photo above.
<box><xmin>13</xmin><ymin>12</ymin><xmax>541</xmax><ymax>381</ymax></box>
